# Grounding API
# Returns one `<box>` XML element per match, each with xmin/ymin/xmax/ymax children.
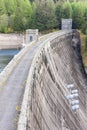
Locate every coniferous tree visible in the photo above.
<box><xmin>0</xmin><ymin>0</ymin><xmax>32</xmax><ymax>32</ymax></box>
<box><xmin>72</xmin><ymin>1</ymin><xmax>84</xmax><ymax>29</ymax></box>
<box><xmin>0</xmin><ymin>0</ymin><xmax>87</xmax><ymax>33</ymax></box>
<box><xmin>3</xmin><ymin>0</ymin><xmax>15</xmax><ymax>16</ymax></box>
<box><xmin>81</xmin><ymin>7</ymin><xmax>87</xmax><ymax>34</ymax></box>
<box><xmin>85</xmin><ymin>35</ymin><xmax>87</xmax><ymax>50</ymax></box>
<box><xmin>0</xmin><ymin>0</ymin><xmax>6</xmax><ymax>15</ymax></box>
<box><xmin>62</xmin><ymin>1</ymin><xmax>72</xmax><ymax>19</ymax></box>
<box><xmin>33</xmin><ymin>0</ymin><xmax>57</xmax><ymax>31</ymax></box>
<box><xmin>0</xmin><ymin>14</ymin><xmax>8</xmax><ymax>32</ymax></box>
<box><xmin>55</xmin><ymin>2</ymin><xmax>62</xmax><ymax>29</ymax></box>
<box><xmin>13</xmin><ymin>0</ymin><xmax>32</xmax><ymax>32</ymax></box>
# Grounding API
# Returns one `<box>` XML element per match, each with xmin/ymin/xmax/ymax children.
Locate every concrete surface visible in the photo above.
<box><xmin>0</xmin><ymin>32</ymin><xmax>58</xmax><ymax>130</ymax></box>
<box><xmin>24</xmin><ymin>30</ymin><xmax>87</xmax><ymax>130</ymax></box>
<box><xmin>0</xmin><ymin>30</ymin><xmax>87</xmax><ymax>130</ymax></box>
<box><xmin>0</xmin><ymin>33</ymin><xmax>23</xmax><ymax>49</ymax></box>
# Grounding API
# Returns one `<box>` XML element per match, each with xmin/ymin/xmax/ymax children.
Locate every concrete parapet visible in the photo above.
<box><xmin>0</xmin><ymin>33</ymin><xmax>23</xmax><ymax>49</ymax></box>
<box><xmin>0</xmin><ymin>31</ymin><xmax>54</xmax><ymax>89</ymax></box>
<box><xmin>62</xmin><ymin>19</ymin><xmax>72</xmax><ymax>30</ymax></box>
<box><xmin>26</xmin><ymin>29</ymin><xmax>38</xmax><ymax>44</ymax></box>
<box><xmin>17</xmin><ymin>30</ymin><xmax>87</xmax><ymax>130</ymax></box>
<box><xmin>0</xmin><ymin>40</ymin><xmax>36</xmax><ymax>88</ymax></box>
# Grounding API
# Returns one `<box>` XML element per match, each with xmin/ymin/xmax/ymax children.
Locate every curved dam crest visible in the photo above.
<box><xmin>18</xmin><ymin>30</ymin><xmax>87</xmax><ymax>130</ymax></box>
<box><xmin>0</xmin><ymin>30</ymin><xmax>87</xmax><ymax>130</ymax></box>
<box><xmin>0</xmin><ymin>32</ymin><xmax>59</xmax><ymax>130</ymax></box>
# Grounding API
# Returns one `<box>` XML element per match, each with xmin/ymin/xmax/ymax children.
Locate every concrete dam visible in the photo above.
<box><xmin>0</xmin><ymin>30</ymin><xmax>87</xmax><ymax>130</ymax></box>
<box><xmin>18</xmin><ymin>30</ymin><xmax>87</xmax><ymax>130</ymax></box>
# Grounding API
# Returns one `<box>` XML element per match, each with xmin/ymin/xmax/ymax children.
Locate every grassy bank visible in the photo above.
<box><xmin>80</xmin><ymin>32</ymin><xmax>87</xmax><ymax>67</ymax></box>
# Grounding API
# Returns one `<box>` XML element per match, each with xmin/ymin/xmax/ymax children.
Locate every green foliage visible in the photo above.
<box><xmin>71</xmin><ymin>2</ymin><xmax>84</xmax><ymax>29</ymax></box>
<box><xmin>62</xmin><ymin>1</ymin><xmax>72</xmax><ymax>18</ymax></box>
<box><xmin>0</xmin><ymin>14</ymin><xmax>8</xmax><ymax>33</ymax></box>
<box><xmin>0</xmin><ymin>0</ymin><xmax>87</xmax><ymax>33</ymax></box>
<box><xmin>0</xmin><ymin>0</ymin><xmax>32</xmax><ymax>33</ymax></box>
<box><xmin>81</xmin><ymin>7</ymin><xmax>87</xmax><ymax>34</ymax></box>
<box><xmin>85</xmin><ymin>35</ymin><xmax>87</xmax><ymax>50</ymax></box>
<box><xmin>0</xmin><ymin>0</ymin><xmax>6</xmax><ymax>15</ymax></box>
<box><xmin>4</xmin><ymin>0</ymin><xmax>15</xmax><ymax>16</ymax></box>
<box><xmin>55</xmin><ymin>3</ymin><xmax>62</xmax><ymax>29</ymax></box>
<box><xmin>33</xmin><ymin>0</ymin><xmax>57</xmax><ymax>31</ymax></box>
<box><xmin>13</xmin><ymin>0</ymin><xmax>32</xmax><ymax>32</ymax></box>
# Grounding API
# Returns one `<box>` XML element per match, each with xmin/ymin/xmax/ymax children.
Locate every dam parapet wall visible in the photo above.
<box><xmin>18</xmin><ymin>30</ymin><xmax>87</xmax><ymax>130</ymax></box>
<box><xmin>0</xmin><ymin>33</ymin><xmax>23</xmax><ymax>49</ymax></box>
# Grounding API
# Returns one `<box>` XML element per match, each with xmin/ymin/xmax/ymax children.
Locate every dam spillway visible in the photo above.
<box><xmin>18</xmin><ymin>30</ymin><xmax>87</xmax><ymax>130</ymax></box>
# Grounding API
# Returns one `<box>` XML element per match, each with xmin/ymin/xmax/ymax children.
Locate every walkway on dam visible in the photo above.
<box><xmin>25</xmin><ymin>30</ymin><xmax>87</xmax><ymax>130</ymax></box>
<box><xmin>0</xmin><ymin>47</ymin><xmax>36</xmax><ymax>130</ymax></box>
<box><xmin>0</xmin><ymin>30</ymin><xmax>87</xmax><ymax>130</ymax></box>
<box><xmin>0</xmin><ymin>39</ymin><xmax>45</xmax><ymax>129</ymax></box>
<box><xmin>0</xmin><ymin>32</ymin><xmax>58</xmax><ymax>130</ymax></box>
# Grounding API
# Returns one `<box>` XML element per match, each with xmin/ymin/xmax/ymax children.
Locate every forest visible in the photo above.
<box><xmin>0</xmin><ymin>0</ymin><xmax>87</xmax><ymax>34</ymax></box>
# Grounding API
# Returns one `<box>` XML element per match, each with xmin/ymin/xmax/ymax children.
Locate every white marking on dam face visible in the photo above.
<box><xmin>66</xmin><ymin>84</ymin><xmax>74</xmax><ymax>89</ymax></box>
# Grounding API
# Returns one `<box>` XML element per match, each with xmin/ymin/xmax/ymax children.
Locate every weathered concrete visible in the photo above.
<box><xmin>0</xmin><ymin>33</ymin><xmax>23</xmax><ymax>49</ymax></box>
<box><xmin>26</xmin><ymin>29</ymin><xmax>38</xmax><ymax>44</ymax></box>
<box><xmin>0</xmin><ymin>30</ymin><xmax>87</xmax><ymax>130</ymax></box>
<box><xmin>0</xmin><ymin>32</ymin><xmax>58</xmax><ymax>130</ymax></box>
<box><xmin>62</xmin><ymin>19</ymin><xmax>72</xmax><ymax>30</ymax></box>
<box><xmin>18</xmin><ymin>30</ymin><xmax>87</xmax><ymax>130</ymax></box>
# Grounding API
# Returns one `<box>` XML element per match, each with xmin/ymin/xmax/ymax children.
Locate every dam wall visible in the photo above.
<box><xmin>18</xmin><ymin>30</ymin><xmax>87</xmax><ymax>130</ymax></box>
<box><xmin>0</xmin><ymin>33</ymin><xmax>23</xmax><ymax>49</ymax></box>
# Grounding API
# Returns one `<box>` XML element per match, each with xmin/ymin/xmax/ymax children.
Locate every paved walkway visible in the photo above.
<box><xmin>0</xmin><ymin>32</ymin><xmax>59</xmax><ymax>130</ymax></box>
<box><xmin>0</xmin><ymin>40</ymin><xmax>42</xmax><ymax>130</ymax></box>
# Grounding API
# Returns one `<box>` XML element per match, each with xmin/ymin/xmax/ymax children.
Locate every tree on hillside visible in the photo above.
<box><xmin>81</xmin><ymin>7</ymin><xmax>87</xmax><ymax>34</ymax></box>
<box><xmin>85</xmin><ymin>34</ymin><xmax>87</xmax><ymax>50</ymax></box>
<box><xmin>0</xmin><ymin>0</ymin><xmax>87</xmax><ymax>33</ymax></box>
<box><xmin>0</xmin><ymin>0</ymin><xmax>33</xmax><ymax>32</ymax></box>
<box><xmin>3</xmin><ymin>0</ymin><xmax>15</xmax><ymax>16</ymax></box>
<box><xmin>33</xmin><ymin>0</ymin><xmax>57</xmax><ymax>31</ymax></box>
<box><xmin>72</xmin><ymin>2</ymin><xmax>84</xmax><ymax>29</ymax></box>
<box><xmin>13</xmin><ymin>0</ymin><xmax>32</xmax><ymax>32</ymax></box>
<box><xmin>13</xmin><ymin>8</ymin><xmax>24</xmax><ymax>31</ymax></box>
<box><xmin>0</xmin><ymin>0</ymin><xmax>5</xmax><ymax>15</ymax></box>
<box><xmin>0</xmin><ymin>14</ymin><xmax>8</xmax><ymax>33</ymax></box>
<box><xmin>55</xmin><ymin>2</ymin><xmax>62</xmax><ymax>29</ymax></box>
<box><xmin>29</xmin><ymin>2</ymin><xmax>36</xmax><ymax>28</ymax></box>
<box><xmin>62</xmin><ymin>1</ymin><xmax>72</xmax><ymax>19</ymax></box>
<box><xmin>46</xmin><ymin>0</ymin><xmax>57</xmax><ymax>29</ymax></box>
